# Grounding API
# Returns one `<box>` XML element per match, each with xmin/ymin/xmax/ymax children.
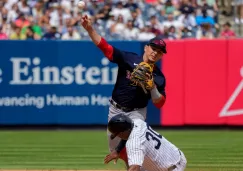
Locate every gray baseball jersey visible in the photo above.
<box><xmin>126</xmin><ymin>119</ymin><xmax>187</xmax><ymax>171</ymax></box>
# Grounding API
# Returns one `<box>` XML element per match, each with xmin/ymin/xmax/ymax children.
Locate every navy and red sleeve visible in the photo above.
<box><xmin>97</xmin><ymin>37</ymin><xmax>124</xmax><ymax>63</ymax></box>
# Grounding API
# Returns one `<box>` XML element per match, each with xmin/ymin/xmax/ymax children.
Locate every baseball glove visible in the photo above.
<box><xmin>130</xmin><ymin>62</ymin><xmax>154</xmax><ymax>94</ymax></box>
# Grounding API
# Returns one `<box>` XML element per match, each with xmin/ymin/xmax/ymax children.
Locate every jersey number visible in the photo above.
<box><xmin>145</xmin><ymin>124</ymin><xmax>162</xmax><ymax>150</ymax></box>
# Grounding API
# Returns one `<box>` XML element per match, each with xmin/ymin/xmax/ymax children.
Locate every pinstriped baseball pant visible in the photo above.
<box><xmin>171</xmin><ymin>151</ymin><xmax>187</xmax><ymax>171</ymax></box>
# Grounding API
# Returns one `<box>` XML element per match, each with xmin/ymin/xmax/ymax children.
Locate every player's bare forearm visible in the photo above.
<box><xmin>87</xmin><ymin>28</ymin><xmax>101</xmax><ymax>46</ymax></box>
<box><xmin>80</xmin><ymin>15</ymin><xmax>101</xmax><ymax>45</ymax></box>
<box><xmin>81</xmin><ymin>15</ymin><xmax>113</xmax><ymax>59</ymax></box>
<box><xmin>128</xmin><ymin>165</ymin><xmax>140</xmax><ymax>171</ymax></box>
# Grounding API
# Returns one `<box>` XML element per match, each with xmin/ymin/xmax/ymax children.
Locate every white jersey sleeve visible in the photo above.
<box><xmin>126</xmin><ymin>120</ymin><xmax>147</xmax><ymax>166</ymax></box>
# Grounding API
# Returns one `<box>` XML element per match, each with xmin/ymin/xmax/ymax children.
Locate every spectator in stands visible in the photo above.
<box><xmin>220</xmin><ymin>0</ymin><xmax>233</xmax><ymax>16</ymax></box>
<box><xmin>164</xmin><ymin>0</ymin><xmax>176</xmax><ymax>16</ymax></box>
<box><xmin>25</xmin><ymin>26</ymin><xmax>37</xmax><ymax>40</ymax></box>
<box><xmin>9</xmin><ymin>25</ymin><xmax>26</xmax><ymax>40</ymax></box>
<box><xmin>220</xmin><ymin>22</ymin><xmax>236</xmax><ymax>38</ymax></box>
<box><xmin>61</xmin><ymin>25</ymin><xmax>81</xmax><ymax>40</ymax></box>
<box><xmin>130</xmin><ymin>10</ymin><xmax>144</xmax><ymax>29</ymax></box>
<box><xmin>0</xmin><ymin>7</ymin><xmax>9</xmax><ymax>26</ymax></box>
<box><xmin>22</xmin><ymin>17</ymin><xmax>42</xmax><ymax>38</ymax></box>
<box><xmin>7</xmin><ymin>3</ymin><xmax>19</xmax><ymax>23</ymax></box>
<box><xmin>137</xmin><ymin>24</ymin><xmax>156</xmax><ymax>41</ymax></box>
<box><xmin>167</xmin><ymin>25</ymin><xmax>178</xmax><ymax>39</ymax></box>
<box><xmin>87</xmin><ymin>0</ymin><xmax>103</xmax><ymax>17</ymax></box>
<box><xmin>162</xmin><ymin>13</ymin><xmax>184</xmax><ymax>32</ymax></box>
<box><xmin>148</xmin><ymin>15</ymin><xmax>163</xmax><ymax>36</ymax></box>
<box><xmin>123</xmin><ymin>20</ymin><xmax>139</xmax><ymax>40</ymax></box>
<box><xmin>0</xmin><ymin>25</ymin><xmax>8</xmax><ymax>39</ymax></box>
<box><xmin>145</xmin><ymin>2</ymin><xmax>161</xmax><ymax>20</ymax></box>
<box><xmin>110</xmin><ymin>14</ymin><xmax>126</xmax><ymax>39</ymax></box>
<box><xmin>196</xmin><ymin>23</ymin><xmax>214</xmax><ymax>39</ymax></box>
<box><xmin>124</xmin><ymin>0</ymin><xmax>139</xmax><ymax>12</ymax></box>
<box><xmin>38</xmin><ymin>9</ymin><xmax>51</xmax><ymax>28</ymax></box>
<box><xmin>110</xmin><ymin>2</ymin><xmax>131</xmax><ymax>23</ymax></box>
<box><xmin>31</xmin><ymin>0</ymin><xmax>44</xmax><ymax>22</ymax></box>
<box><xmin>15</xmin><ymin>13</ymin><xmax>30</xmax><ymax>28</ymax></box>
<box><xmin>3</xmin><ymin>0</ymin><xmax>18</xmax><ymax>11</ymax></box>
<box><xmin>0</xmin><ymin>0</ymin><xmax>236</xmax><ymax>40</ymax></box>
<box><xmin>1</xmin><ymin>15</ymin><xmax>11</xmax><ymax>37</ymax></box>
<box><xmin>95</xmin><ymin>3</ymin><xmax>112</xmax><ymax>21</ymax></box>
<box><xmin>178</xmin><ymin>1</ymin><xmax>197</xmax><ymax>30</ymax></box>
<box><xmin>234</xmin><ymin>0</ymin><xmax>243</xmax><ymax>24</ymax></box>
<box><xmin>199</xmin><ymin>0</ymin><xmax>218</xmax><ymax>23</ymax></box>
<box><xmin>196</xmin><ymin>8</ymin><xmax>215</xmax><ymax>27</ymax></box>
<box><xmin>181</xmin><ymin>27</ymin><xmax>194</xmax><ymax>38</ymax></box>
<box><xmin>18</xmin><ymin>0</ymin><xmax>30</xmax><ymax>15</ymax></box>
<box><xmin>48</xmin><ymin>3</ymin><xmax>61</xmax><ymax>27</ymax></box>
<box><xmin>105</xmin><ymin>11</ymin><xmax>116</xmax><ymax>31</ymax></box>
<box><xmin>61</xmin><ymin>0</ymin><xmax>79</xmax><ymax>15</ymax></box>
<box><xmin>179</xmin><ymin>0</ymin><xmax>195</xmax><ymax>16</ymax></box>
<box><xmin>42</xmin><ymin>26</ymin><xmax>61</xmax><ymax>40</ymax></box>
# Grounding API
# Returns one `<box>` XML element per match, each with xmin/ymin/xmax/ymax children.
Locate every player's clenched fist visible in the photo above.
<box><xmin>81</xmin><ymin>15</ymin><xmax>92</xmax><ymax>31</ymax></box>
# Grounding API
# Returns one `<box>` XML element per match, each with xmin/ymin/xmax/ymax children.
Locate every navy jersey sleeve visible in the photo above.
<box><xmin>110</xmin><ymin>46</ymin><xmax>125</xmax><ymax>64</ymax></box>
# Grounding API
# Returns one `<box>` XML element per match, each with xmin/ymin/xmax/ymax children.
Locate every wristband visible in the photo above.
<box><xmin>115</xmin><ymin>140</ymin><xmax>127</xmax><ymax>153</ymax></box>
<box><xmin>150</xmin><ymin>86</ymin><xmax>161</xmax><ymax>100</ymax></box>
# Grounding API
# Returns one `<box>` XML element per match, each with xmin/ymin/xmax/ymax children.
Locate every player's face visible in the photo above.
<box><xmin>144</xmin><ymin>45</ymin><xmax>164</xmax><ymax>63</ymax></box>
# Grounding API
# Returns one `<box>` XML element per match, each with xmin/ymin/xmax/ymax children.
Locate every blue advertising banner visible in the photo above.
<box><xmin>0</xmin><ymin>40</ymin><xmax>160</xmax><ymax>125</ymax></box>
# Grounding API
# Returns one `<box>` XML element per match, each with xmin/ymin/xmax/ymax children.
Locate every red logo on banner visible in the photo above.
<box><xmin>220</xmin><ymin>66</ymin><xmax>243</xmax><ymax>117</ymax></box>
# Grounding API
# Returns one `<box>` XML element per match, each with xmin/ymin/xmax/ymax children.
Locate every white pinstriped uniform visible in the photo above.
<box><xmin>126</xmin><ymin>119</ymin><xmax>187</xmax><ymax>171</ymax></box>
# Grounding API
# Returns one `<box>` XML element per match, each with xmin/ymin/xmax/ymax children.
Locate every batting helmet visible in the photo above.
<box><xmin>108</xmin><ymin>114</ymin><xmax>134</xmax><ymax>140</ymax></box>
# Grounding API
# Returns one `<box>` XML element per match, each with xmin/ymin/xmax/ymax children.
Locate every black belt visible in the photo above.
<box><xmin>109</xmin><ymin>99</ymin><xmax>138</xmax><ymax>112</ymax></box>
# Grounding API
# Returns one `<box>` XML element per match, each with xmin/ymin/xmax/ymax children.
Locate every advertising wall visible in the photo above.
<box><xmin>161</xmin><ymin>39</ymin><xmax>243</xmax><ymax>126</ymax></box>
<box><xmin>0</xmin><ymin>40</ymin><xmax>160</xmax><ymax>125</ymax></box>
<box><xmin>0</xmin><ymin>39</ymin><xmax>242</xmax><ymax>126</ymax></box>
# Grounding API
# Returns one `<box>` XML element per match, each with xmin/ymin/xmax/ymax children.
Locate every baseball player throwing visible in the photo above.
<box><xmin>80</xmin><ymin>15</ymin><xmax>167</xmax><ymax>167</ymax></box>
<box><xmin>104</xmin><ymin>114</ymin><xmax>187</xmax><ymax>171</ymax></box>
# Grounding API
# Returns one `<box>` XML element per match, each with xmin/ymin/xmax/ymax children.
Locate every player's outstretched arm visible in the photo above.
<box><xmin>80</xmin><ymin>14</ymin><xmax>114</xmax><ymax>61</ymax></box>
<box><xmin>81</xmin><ymin>15</ymin><xmax>101</xmax><ymax>45</ymax></box>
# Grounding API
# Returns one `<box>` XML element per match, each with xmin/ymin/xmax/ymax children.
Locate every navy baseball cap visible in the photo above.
<box><xmin>147</xmin><ymin>36</ymin><xmax>167</xmax><ymax>54</ymax></box>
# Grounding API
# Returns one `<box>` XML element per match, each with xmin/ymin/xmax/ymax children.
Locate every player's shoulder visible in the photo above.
<box><xmin>114</xmin><ymin>46</ymin><xmax>139</xmax><ymax>57</ymax></box>
<box><xmin>133</xmin><ymin>118</ymin><xmax>146</xmax><ymax>125</ymax></box>
<box><xmin>126</xmin><ymin>119</ymin><xmax>147</xmax><ymax>145</ymax></box>
<box><xmin>123</xmin><ymin>50</ymin><xmax>140</xmax><ymax>59</ymax></box>
<box><xmin>132</xmin><ymin>119</ymin><xmax>147</xmax><ymax>134</ymax></box>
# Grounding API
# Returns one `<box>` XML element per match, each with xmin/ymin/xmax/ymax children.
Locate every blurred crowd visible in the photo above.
<box><xmin>0</xmin><ymin>0</ymin><xmax>237</xmax><ymax>41</ymax></box>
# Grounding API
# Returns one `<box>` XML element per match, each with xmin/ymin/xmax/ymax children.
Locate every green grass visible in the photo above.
<box><xmin>0</xmin><ymin>130</ymin><xmax>242</xmax><ymax>171</ymax></box>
